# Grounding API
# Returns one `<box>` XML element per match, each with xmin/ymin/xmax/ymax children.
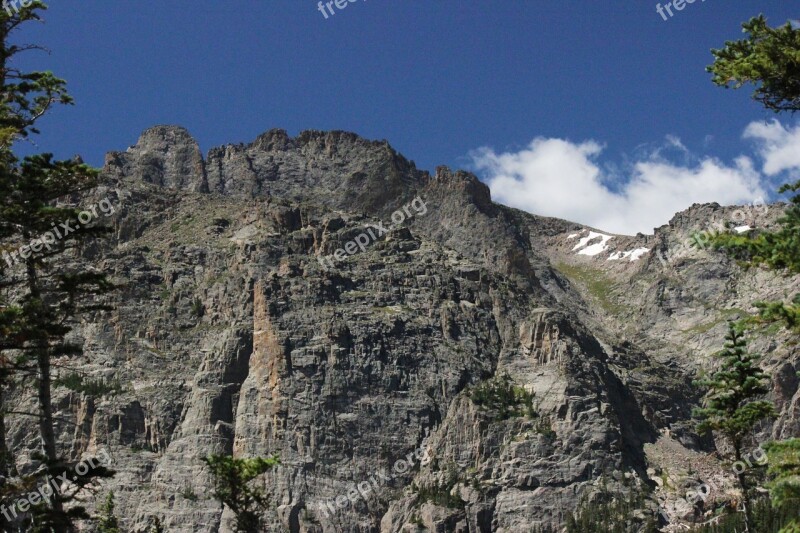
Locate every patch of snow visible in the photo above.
<box><xmin>573</xmin><ymin>231</ymin><xmax>613</xmax><ymax>256</ymax></box>
<box><xmin>607</xmin><ymin>250</ymin><xmax>631</xmax><ymax>261</ymax></box>
<box><xmin>608</xmin><ymin>247</ymin><xmax>650</xmax><ymax>262</ymax></box>
<box><xmin>566</xmin><ymin>233</ymin><xmax>580</xmax><ymax>240</ymax></box>
<box><xmin>734</xmin><ymin>225</ymin><xmax>752</xmax><ymax>234</ymax></box>
<box><xmin>572</xmin><ymin>231</ymin><xmax>607</xmax><ymax>251</ymax></box>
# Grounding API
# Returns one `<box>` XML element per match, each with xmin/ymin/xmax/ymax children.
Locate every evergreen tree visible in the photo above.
<box><xmin>690</xmin><ymin>497</ymin><xmax>796</xmax><ymax>532</ymax></box>
<box><xmin>202</xmin><ymin>455</ymin><xmax>279</xmax><ymax>533</ymax></box>
<box><xmin>564</xmin><ymin>486</ymin><xmax>659</xmax><ymax>533</ymax></box>
<box><xmin>763</xmin><ymin>439</ymin><xmax>800</xmax><ymax>532</ymax></box>
<box><xmin>469</xmin><ymin>373</ymin><xmax>537</xmax><ymax>420</ymax></box>
<box><xmin>708</xmin><ymin>15</ymin><xmax>800</xmax><ymax>332</ymax></box>
<box><xmin>0</xmin><ymin>2</ymin><xmax>115</xmax><ymax>530</ymax></box>
<box><xmin>97</xmin><ymin>492</ymin><xmax>120</xmax><ymax>533</ymax></box>
<box><xmin>708</xmin><ymin>18</ymin><xmax>800</xmax><ymax>532</ymax></box>
<box><xmin>708</xmin><ymin>15</ymin><xmax>800</xmax><ymax>113</ymax></box>
<box><xmin>694</xmin><ymin>323</ymin><xmax>776</xmax><ymax>532</ymax></box>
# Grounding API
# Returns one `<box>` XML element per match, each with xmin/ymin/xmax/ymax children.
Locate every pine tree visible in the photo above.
<box><xmin>202</xmin><ymin>455</ymin><xmax>279</xmax><ymax>533</ymax></box>
<box><xmin>694</xmin><ymin>323</ymin><xmax>776</xmax><ymax>532</ymax></box>
<box><xmin>97</xmin><ymin>492</ymin><xmax>120</xmax><ymax>533</ymax></box>
<box><xmin>763</xmin><ymin>439</ymin><xmax>800</xmax><ymax>533</ymax></box>
<box><xmin>564</xmin><ymin>485</ymin><xmax>659</xmax><ymax>533</ymax></box>
<box><xmin>709</xmin><ymin>16</ymin><xmax>800</xmax><ymax>332</ymax></box>
<box><xmin>708</xmin><ymin>15</ymin><xmax>800</xmax><ymax>113</ymax></box>
<box><xmin>0</xmin><ymin>2</ymin><xmax>116</xmax><ymax>530</ymax></box>
<box><xmin>708</xmin><ymin>18</ymin><xmax>800</xmax><ymax>531</ymax></box>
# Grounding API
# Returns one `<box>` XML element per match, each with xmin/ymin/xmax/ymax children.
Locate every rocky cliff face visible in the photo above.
<box><xmin>8</xmin><ymin>125</ymin><xmax>797</xmax><ymax>532</ymax></box>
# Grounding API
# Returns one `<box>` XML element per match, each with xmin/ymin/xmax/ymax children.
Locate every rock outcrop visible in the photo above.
<box><xmin>6</xmin><ymin>126</ymin><xmax>797</xmax><ymax>532</ymax></box>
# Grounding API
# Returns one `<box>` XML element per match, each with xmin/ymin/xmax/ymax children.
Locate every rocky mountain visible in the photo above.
<box><xmin>7</xmin><ymin>125</ymin><xmax>798</xmax><ymax>532</ymax></box>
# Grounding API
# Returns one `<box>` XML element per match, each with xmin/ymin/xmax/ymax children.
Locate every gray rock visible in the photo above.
<box><xmin>5</xmin><ymin>126</ymin><xmax>795</xmax><ymax>532</ymax></box>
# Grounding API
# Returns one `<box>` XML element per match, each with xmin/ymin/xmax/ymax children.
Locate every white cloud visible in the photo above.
<box><xmin>743</xmin><ymin>120</ymin><xmax>800</xmax><ymax>177</ymax></box>
<box><xmin>471</xmin><ymin>131</ymin><xmax>771</xmax><ymax>236</ymax></box>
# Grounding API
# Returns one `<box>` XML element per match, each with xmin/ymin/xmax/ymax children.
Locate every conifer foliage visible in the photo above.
<box><xmin>709</xmin><ymin>16</ymin><xmax>800</xmax><ymax>332</ymax></box>
<box><xmin>97</xmin><ymin>492</ymin><xmax>120</xmax><ymax>533</ymax></box>
<box><xmin>708</xmin><ymin>16</ymin><xmax>800</xmax><ymax>532</ymax></box>
<box><xmin>694</xmin><ymin>324</ymin><xmax>776</xmax><ymax>532</ymax></box>
<box><xmin>708</xmin><ymin>15</ymin><xmax>800</xmax><ymax>113</ymax></box>
<box><xmin>202</xmin><ymin>455</ymin><xmax>280</xmax><ymax>533</ymax></box>
<box><xmin>763</xmin><ymin>439</ymin><xmax>800</xmax><ymax>532</ymax></box>
<box><xmin>0</xmin><ymin>2</ymin><xmax>116</xmax><ymax>531</ymax></box>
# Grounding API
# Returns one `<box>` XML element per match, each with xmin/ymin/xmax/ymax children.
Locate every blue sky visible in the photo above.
<box><xmin>11</xmin><ymin>1</ymin><xmax>800</xmax><ymax>234</ymax></box>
